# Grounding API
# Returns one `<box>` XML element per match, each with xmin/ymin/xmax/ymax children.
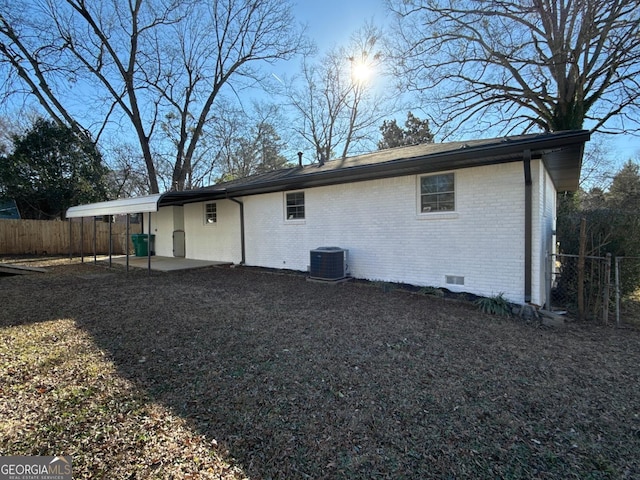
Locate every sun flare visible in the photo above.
<box><xmin>351</xmin><ymin>60</ymin><xmax>373</xmax><ymax>84</ymax></box>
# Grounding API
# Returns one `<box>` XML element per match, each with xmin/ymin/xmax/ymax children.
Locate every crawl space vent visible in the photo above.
<box><xmin>446</xmin><ymin>275</ymin><xmax>465</xmax><ymax>285</ymax></box>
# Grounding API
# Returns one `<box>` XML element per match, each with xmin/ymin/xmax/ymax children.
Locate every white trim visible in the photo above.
<box><xmin>66</xmin><ymin>194</ymin><xmax>162</xmax><ymax>218</ymax></box>
<box><xmin>416</xmin><ymin>212</ymin><xmax>459</xmax><ymax>221</ymax></box>
<box><xmin>416</xmin><ymin>172</ymin><xmax>456</xmax><ymax>217</ymax></box>
<box><xmin>283</xmin><ymin>190</ymin><xmax>305</xmax><ymax>222</ymax></box>
<box><xmin>204</xmin><ymin>202</ymin><xmax>217</xmax><ymax>225</ymax></box>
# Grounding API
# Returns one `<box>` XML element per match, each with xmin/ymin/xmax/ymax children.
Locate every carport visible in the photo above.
<box><xmin>66</xmin><ymin>188</ymin><xmax>234</xmax><ymax>275</ymax></box>
<box><xmin>66</xmin><ymin>194</ymin><xmax>162</xmax><ymax>274</ymax></box>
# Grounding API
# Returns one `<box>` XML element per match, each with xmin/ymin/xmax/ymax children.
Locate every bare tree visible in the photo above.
<box><xmin>0</xmin><ymin>0</ymin><xmax>308</xmax><ymax>193</ymax></box>
<box><xmin>208</xmin><ymin>100</ymin><xmax>292</xmax><ymax>181</ymax></box>
<box><xmin>147</xmin><ymin>0</ymin><xmax>307</xmax><ymax>190</ymax></box>
<box><xmin>286</xmin><ymin>23</ymin><xmax>392</xmax><ymax>162</ymax></box>
<box><xmin>579</xmin><ymin>138</ymin><xmax>617</xmax><ymax>190</ymax></box>
<box><xmin>386</xmin><ymin>0</ymin><xmax>640</xmax><ymax>137</ymax></box>
<box><xmin>107</xmin><ymin>143</ymin><xmax>153</xmax><ymax>198</ymax></box>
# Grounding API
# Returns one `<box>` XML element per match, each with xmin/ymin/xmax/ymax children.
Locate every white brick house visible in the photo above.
<box><xmin>67</xmin><ymin>130</ymin><xmax>590</xmax><ymax>306</ymax></box>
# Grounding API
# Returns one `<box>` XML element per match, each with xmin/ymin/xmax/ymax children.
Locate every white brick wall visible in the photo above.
<box><xmin>243</xmin><ymin>162</ymin><xmax>529</xmax><ymax>303</ymax></box>
<box><xmin>531</xmin><ymin>162</ymin><xmax>558</xmax><ymax>306</ymax></box>
<box><xmin>183</xmin><ymin>201</ymin><xmax>241</xmax><ymax>262</ymax></box>
<box><xmin>150</xmin><ymin>160</ymin><xmax>557</xmax><ymax>305</ymax></box>
<box><xmin>150</xmin><ymin>207</ymin><xmax>172</xmax><ymax>255</ymax></box>
<box><xmin>148</xmin><ymin>201</ymin><xmax>242</xmax><ymax>262</ymax></box>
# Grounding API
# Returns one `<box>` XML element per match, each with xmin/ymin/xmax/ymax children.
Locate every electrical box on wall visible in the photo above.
<box><xmin>309</xmin><ymin>247</ymin><xmax>349</xmax><ymax>281</ymax></box>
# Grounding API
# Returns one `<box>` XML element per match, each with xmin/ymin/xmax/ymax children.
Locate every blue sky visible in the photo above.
<box><xmin>290</xmin><ymin>0</ymin><xmax>640</xmax><ymax>166</ymax></box>
<box><xmin>293</xmin><ymin>0</ymin><xmax>387</xmax><ymax>50</ymax></box>
<box><xmin>6</xmin><ymin>0</ymin><xmax>636</xmax><ymax>176</ymax></box>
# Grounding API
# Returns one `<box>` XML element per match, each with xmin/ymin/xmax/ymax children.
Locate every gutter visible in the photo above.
<box><xmin>523</xmin><ymin>149</ymin><xmax>532</xmax><ymax>303</ymax></box>
<box><xmin>155</xmin><ymin>131</ymin><xmax>590</xmax><ymax>208</ymax></box>
<box><xmin>219</xmin><ymin>131</ymin><xmax>591</xmax><ymax>198</ymax></box>
<box><xmin>228</xmin><ymin>195</ymin><xmax>246</xmax><ymax>265</ymax></box>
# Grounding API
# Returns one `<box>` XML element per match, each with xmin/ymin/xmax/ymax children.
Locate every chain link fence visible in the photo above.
<box><xmin>549</xmin><ymin>254</ymin><xmax>640</xmax><ymax>324</ymax></box>
<box><xmin>550</xmin><ymin>253</ymin><xmax>610</xmax><ymax>322</ymax></box>
<box><xmin>614</xmin><ymin>256</ymin><xmax>640</xmax><ymax>325</ymax></box>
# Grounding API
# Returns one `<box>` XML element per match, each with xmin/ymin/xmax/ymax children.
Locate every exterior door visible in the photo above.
<box><xmin>173</xmin><ymin>230</ymin><xmax>185</xmax><ymax>257</ymax></box>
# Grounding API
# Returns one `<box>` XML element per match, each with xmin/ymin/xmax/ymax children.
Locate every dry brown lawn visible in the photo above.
<box><xmin>1</xmin><ymin>256</ymin><xmax>640</xmax><ymax>479</ymax></box>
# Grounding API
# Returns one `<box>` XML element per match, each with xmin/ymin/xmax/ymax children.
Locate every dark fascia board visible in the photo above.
<box><xmin>159</xmin><ymin>130</ymin><xmax>590</xmax><ymax>207</ymax></box>
<box><xmin>159</xmin><ymin>188</ymin><xmax>228</xmax><ymax>207</ymax></box>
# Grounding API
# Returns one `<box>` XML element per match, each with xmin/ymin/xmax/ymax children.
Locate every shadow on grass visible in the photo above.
<box><xmin>3</xmin><ymin>263</ymin><xmax>640</xmax><ymax>478</ymax></box>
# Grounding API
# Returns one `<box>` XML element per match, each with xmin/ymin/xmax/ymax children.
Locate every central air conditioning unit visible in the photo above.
<box><xmin>309</xmin><ymin>247</ymin><xmax>349</xmax><ymax>281</ymax></box>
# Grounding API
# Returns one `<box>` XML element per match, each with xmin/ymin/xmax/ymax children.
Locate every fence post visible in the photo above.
<box><xmin>603</xmin><ymin>253</ymin><xmax>611</xmax><ymax>324</ymax></box>
<box><xmin>577</xmin><ymin>217</ymin><xmax>587</xmax><ymax>321</ymax></box>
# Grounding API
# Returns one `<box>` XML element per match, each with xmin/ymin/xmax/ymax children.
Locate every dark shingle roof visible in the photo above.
<box><xmin>159</xmin><ymin>130</ymin><xmax>589</xmax><ymax>207</ymax></box>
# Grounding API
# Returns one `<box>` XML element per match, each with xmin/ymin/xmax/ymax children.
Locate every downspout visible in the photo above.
<box><xmin>523</xmin><ymin>149</ymin><xmax>532</xmax><ymax>303</ymax></box>
<box><xmin>228</xmin><ymin>197</ymin><xmax>246</xmax><ymax>265</ymax></box>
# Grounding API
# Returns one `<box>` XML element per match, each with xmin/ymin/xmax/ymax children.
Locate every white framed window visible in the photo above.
<box><xmin>420</xmin><ymin>172</ymin><xmax>455</xmax><ymax>213</ymax></box>
<box><xmin>285</xmin><ymin>191</ymin><xmax>305</xmax><ymax>220</ymax></box>
<box><xmin>204</xmin><ymin>202</ymin><xmax>217</xmax><ymax>224</ymax></box>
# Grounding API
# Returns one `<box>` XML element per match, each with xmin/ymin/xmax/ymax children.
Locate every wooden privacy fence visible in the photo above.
<box><xmin>0</xmin><ymin>218</ymin><xmax>136</xmax><ymax>255</ymax></box>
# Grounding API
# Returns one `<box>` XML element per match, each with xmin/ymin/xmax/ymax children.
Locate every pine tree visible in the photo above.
<box><xmin>378</xmin><ymin>112</ymin><xmax>434</xmax><ymax>149</ymax></box>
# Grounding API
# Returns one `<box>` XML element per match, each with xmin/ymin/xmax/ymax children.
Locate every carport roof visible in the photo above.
<box><xmin>66</xmin><ymin>194</ymin><xmax>162</xmax><ymax>218</ymax></box>
<box><xmin>67</xmin><ymin>130</ymin><xmax>590</xmax><ymax>217</ymax></box>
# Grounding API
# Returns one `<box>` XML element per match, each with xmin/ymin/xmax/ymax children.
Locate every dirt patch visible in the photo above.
<box><xmin>1</xmin><ymin>257</ymin><xmax>640</xmax><ymax>479</ymax></box>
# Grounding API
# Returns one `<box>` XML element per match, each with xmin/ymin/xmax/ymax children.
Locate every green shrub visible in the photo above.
<box><xmin>417</xmin><ymin>286</ymin><xmax>445</xmax><ymax>297</ymax></box>
<box><xmin>475</xmin><ymin>293</ymin><xmax>512</xmax><ymax>316</ymax></box>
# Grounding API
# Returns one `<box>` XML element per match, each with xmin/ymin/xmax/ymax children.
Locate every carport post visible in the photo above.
<box><xmin>80</xmin><ymin>217</ymin><xmax>84</xmax><ymax>263</ymax></box>
<box><xmin>147</xmin><ymin>211</ymin><xmax>152</xmax><ymax>276</ymax></box>
<box><xmin>108</xmin><ymin>215</ymin><xmax>113</xmax><ymax>268</ymax></box>
<box><xmin>126</xmin><ymin>214</ymin><xmax>130</xmax><ymax>272</ymax></box>
<box><xmin>68</xmin><ymin>219</ymin><xmax>72</xmax><ymax>261</ymax></box>
<box><xmin>93</xmin><ymin>216</ymin><xmax>97</xmax><ymax>264</ymax></box>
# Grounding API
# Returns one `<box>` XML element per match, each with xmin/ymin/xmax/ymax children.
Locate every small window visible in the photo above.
<box><xmin>420</xmin><ymin>173</ymin><xmax>455</xmax><ymax>212</ymax></box>
<box><xmin>204</xmin><ymin>202</ymin><xmax>217</xmax><ymax>224</ymax></box>
<box><xmin>286</xmin><ymin>192</ymin><xmax>305</xmax><ymax>220</ymax></box>
<box><xmin>446</xmin><ymin>275</ymin><xmax>465</xmax><ymax>286</ymax></box>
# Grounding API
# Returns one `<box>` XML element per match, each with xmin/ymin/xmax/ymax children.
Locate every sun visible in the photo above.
<box><xmin>350</xmin><ymin>59</ymin><xmax>374</xmax><ymax>84</ymax></box>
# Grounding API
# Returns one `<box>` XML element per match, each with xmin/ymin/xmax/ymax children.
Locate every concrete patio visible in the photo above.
<box><xmin>94</xmin><ymin>255</ymin><xmax>232</xmax><ymax>272</ymax></box>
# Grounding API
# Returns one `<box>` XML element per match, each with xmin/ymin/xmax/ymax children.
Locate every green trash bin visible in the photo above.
<box><xmin>131</xmin><ymin>234</ymin><xmax>155</xmax><ymax>257</ymax></box>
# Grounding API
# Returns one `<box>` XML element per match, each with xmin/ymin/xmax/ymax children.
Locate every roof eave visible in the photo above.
<box><xmin>65</xmin><ymin>130</ymin><xmax>589</xmax><ymax>215</ymax></box>
<box><xmin>220</xmin><ymin>130</ymin><xmax>590</xmax><ymax>197</ymax></box>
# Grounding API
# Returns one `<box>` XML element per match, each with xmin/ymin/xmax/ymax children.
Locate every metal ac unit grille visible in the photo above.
<box><xmin>309</xmin><ymin>247</ymin><xmax>348</xmax><ymax>280</ymax></box>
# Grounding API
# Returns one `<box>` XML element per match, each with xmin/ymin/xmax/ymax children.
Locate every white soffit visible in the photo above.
<box><xmin>66</xmin><ymin>194</ymin><xmax>162</xmax><ymax>218</ymax></box>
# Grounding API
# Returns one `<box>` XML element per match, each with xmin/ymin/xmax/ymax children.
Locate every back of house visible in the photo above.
<box><xmin>68</xmin><ymin>130</ymin><xmax>590</xmax><ymax>307</ymax></box>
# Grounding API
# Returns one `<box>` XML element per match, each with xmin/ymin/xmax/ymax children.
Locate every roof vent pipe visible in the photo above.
<box><xmin>297</xmin><ymin>151</ymin><xmax>303</xmax><ymax>167</ymax></box>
